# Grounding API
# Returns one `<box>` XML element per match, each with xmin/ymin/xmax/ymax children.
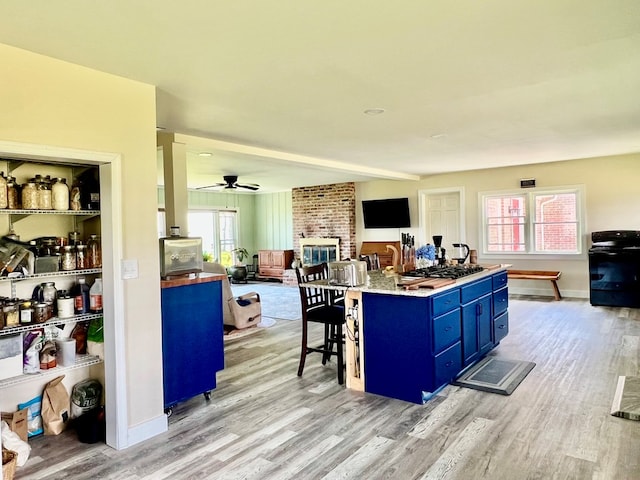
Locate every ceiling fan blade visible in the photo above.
<box><xmin>195</xmin><ymin>182</ymin><xmax>226</xmax><ymax>190</ymax></box>
<box><xmin>237</xmin><ymin>183</ymin><xmax>260</xmax><ymax>191</ymax></box>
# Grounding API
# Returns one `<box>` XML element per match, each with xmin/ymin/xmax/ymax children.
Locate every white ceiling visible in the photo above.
<box><xmin>2</xmin><ymin>1</ymin><xmax>640</xmax><ymax>192</ymax></box>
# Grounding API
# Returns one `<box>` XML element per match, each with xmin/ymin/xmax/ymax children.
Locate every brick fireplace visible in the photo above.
<box><xmin>284</xmin><ymin>182</ymin><xmax>356</xmax><ymax>286</ymax></box>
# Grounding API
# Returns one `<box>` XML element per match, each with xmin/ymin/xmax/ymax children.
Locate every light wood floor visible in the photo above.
<box><xmin>17</xmin><ymin>297</ymin><xmax>640</xmax><ymax>479</ymax></box>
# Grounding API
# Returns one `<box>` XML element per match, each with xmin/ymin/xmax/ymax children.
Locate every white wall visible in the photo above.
<box><xmin>357</xmin><ymin>154</ymin><xmax>640</xmax><ymax>298</ymax></box>
<box><xmin>0</xmin><ymin>43</ymin><xmax>164</xmax><ymax>446</ymax></box>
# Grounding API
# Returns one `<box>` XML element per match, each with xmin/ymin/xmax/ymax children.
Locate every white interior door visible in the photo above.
<box><xmin>423</xmin><ymin>192</ymin><xmax>463</xmax><ymax>255</ymax></box>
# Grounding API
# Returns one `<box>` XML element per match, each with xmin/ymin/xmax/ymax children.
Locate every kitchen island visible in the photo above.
<box><xmin>310</xmin><ymin>266</ymin><xmax>509</xmax><ymax>404</ymax></box>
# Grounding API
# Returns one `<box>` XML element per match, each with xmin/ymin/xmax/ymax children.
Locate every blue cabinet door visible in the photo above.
<box><xmin>461</xmin><ymin>302</ymin><xmax>479</xmax><ymax>366</ymax></box>
<box><xmin>477</xmin><ymin>293</ymin><xmax>493</xmax><ymax>355</ymax></box>
<box><xmin>161</xmin><ymin>281</ymin><xmax>224</xmax><ymax>408</ymax></box>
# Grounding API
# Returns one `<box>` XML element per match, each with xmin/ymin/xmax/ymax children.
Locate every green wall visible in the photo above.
<box><xmin>158</xmin><ymin>187</ymin><xmax>293</xmax><ymax>255</ymax></box>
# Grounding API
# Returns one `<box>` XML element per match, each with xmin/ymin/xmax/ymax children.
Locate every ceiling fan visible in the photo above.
<box><xmin>197</xmin><ymin>175</ymin><xmax>260</xmax><ymax>191</ymax></box>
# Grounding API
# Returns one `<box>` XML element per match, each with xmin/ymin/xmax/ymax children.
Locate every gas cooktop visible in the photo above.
<box><xmin>403</xmin><ymin>264</ymin><xmax>485</xmax><ymax>279</ymax></box>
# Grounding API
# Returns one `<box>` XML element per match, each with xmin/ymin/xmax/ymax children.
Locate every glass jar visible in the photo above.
<box><xmin>41</xmin><ymin>282</ymin><xmax>57</xmax><ymax>303</ymax></box>
<box><xmin>19</xmin><ymin>300</ymin><xmax>34</xmax><ymax>325</ymax></box>
<box><xmin>33</xmin><ymin>302</ymin><xmax>50</xmax><ymax>323</ymax></box>
<box><xmin>0</xmin><ymin>171</ymin><xmax>7</xmax><ymax>209</ymax></box>
<box><xmin>76</xmin><ymin>244</ymin><xmax>88</xmax><ymax>269</ymax></box>
<box><xmin>87</xmin><ymin>234</ymin><xmax>102</xmax><ymax>268</ymax></box>
<box><xmin>7</xmin><ymin>177</ymin><xmax>19</xmax><ymax>209</ymax></box>
<box><xmin>21</xmin><ymin>182</ymin><xmax>38</xmax><ymax>209</ymax></box>
<box><xmin>37</xmin><ymin>179</ymin><xmax>52</xmax><ymax>210</ymax></box>
<box><xmin>3</xmin><ymin>301</ymin><xmax>18</xmax><ymax>327</ymax></box>
<box><xmin>61</xmin><ymin>245</ymin><xmax>77</xmax><ymax>271</ymax></box>
<box><xmin>70</xmin><ymin>178</ymin><xmax>81</xmax><ymax>211</ymax></box>
<box><xmin>52</xmin><ymin>178</ymin><xmax>70</xmax><ymax>210</ymax></box>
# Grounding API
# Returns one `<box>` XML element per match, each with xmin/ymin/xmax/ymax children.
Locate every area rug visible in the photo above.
<box><xmin>231</xmin><ymin>282</ymin><xmax>301</xmax><ymax>320</ymax></box>
<box><xmin>453</xmin><ymin>356</ymin><xmax>536</xmax><ymax>395</ymax></box>
<box><xmin>610</xmin><ymin>376</ymin><xmax>640</xmax><ymax>421</ymax></box>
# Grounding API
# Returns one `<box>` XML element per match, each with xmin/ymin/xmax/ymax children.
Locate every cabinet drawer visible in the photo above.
<box><xmin>492</xmin><ymin>271</ymin><xmax>508</xmax><ymax>291</ymax></box>
<box><xmin>493</xmin><ymin>286</ymin><xmax>508</xmax><ymax>317</ymax></box>
<box><xmin>432</xmin><ymin>308</ymin><xmax>461</xmax><ymax>353</ymax></box>
<box><xmin>259</xmin><ymin>267</ymin><xmax>283</xmax><ymax>278</ymax></box>
<box><xmin>432</xmin><ymin>289</ymin><xmax>460</xmax><ymax>317</ymax></box>
<box><xmin>434</xmin><ymin>341</ymin><xmax>462</xmax><ymax>388</ymax></box>
<box><xmin>460</xmin><ymin>277</ymin><xmax>492</xmax><ymax>304</ymax></box>
<box><xmin>494</xmin><ymin>311</ymin><xmax>509</xmax><ymax>343</ymax></box>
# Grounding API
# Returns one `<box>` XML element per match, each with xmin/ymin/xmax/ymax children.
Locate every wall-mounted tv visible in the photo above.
<box><xmin>362</xmin><ymin>197</ymin><xmax>411</xmax><ymax>229</ymax></box>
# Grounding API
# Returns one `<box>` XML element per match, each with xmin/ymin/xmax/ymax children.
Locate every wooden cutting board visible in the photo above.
<box><xmin>398</xmin><ymin>277</ymin><xmax>456</xmax><ymax>290</ymax></box>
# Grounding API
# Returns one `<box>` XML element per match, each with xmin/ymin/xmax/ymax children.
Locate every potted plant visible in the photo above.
<box><xmin>232</xmin><ymin>247</ymin><xmax>249</xmax><ymax>265</ymax></box>
<box><xmin>229</xmin><ymin>247</ymin><xmax>249</xmax><ymax>283</ymax></box>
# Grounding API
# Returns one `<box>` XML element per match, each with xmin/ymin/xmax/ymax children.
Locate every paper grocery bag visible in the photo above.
<box><xmin>41</xmin><ymin>375</ymin><xmax>70</xmax><ymax>435</ymax></box>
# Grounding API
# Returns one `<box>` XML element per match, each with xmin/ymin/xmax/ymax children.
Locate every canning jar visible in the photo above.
<box><xmin>34</xmin><ymin>302</ymin><xmax>50</xmax><ymax>323</ymax></box>
<box><xmin>87</xmin><ymin>234</ymin><xmax>102</xmax><ymax>268</ymax></box>
<box><xmin>19</xmin><ymin>300</ymin><xmax>34</xmax><ymax>325</ymax></box>
<box><xmin>61</xmin><ymin>245</ymin><xmax>77</xmax><ymax>271</ymax></box>
<box><xmin>52</xmin><ymin>178</ymin><xmax>69</xmax><ymax>210</ymax></box>
<box><xmin>41</xmin><ymin>282</ymin><xmax>57</xmax><ymax>304</ymax></box>
<box><xmin>0</xmin><ymin>171</ymin><xmax>7</xmax><ymax>209</ymax></box>
<box><xmin>21</xmin><ymin>182</ymin><xmax>38</xmax><ymax>209</ymax></box>
<box><xmin>3</xmin><ymin>301</ymin><xmax>18</xmax><ymax>327</ymax></box>
<box><xmin>6</xmin><ymin>177</ymin><xmax>19</xmax><ymax>209</ymax></box>
<box><xmin>37</xmin><ymin>179</ymin><xmax>52</xmax><ymax>210</ymax></box>
<box><xmin>70</xmin><ymin>178</ymin><xmax>81</xmax><ymax>211</ymax></box>
<box><xmin>76</xmin><ymin>244</ymin><xmax>88</xmax><ymax>269</ymax></box>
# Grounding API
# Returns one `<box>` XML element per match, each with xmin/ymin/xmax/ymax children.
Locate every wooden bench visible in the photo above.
<box><xmin>507</xmin><ymin>269</ymin><xmax>562</xmax><ymax>301</ymax></box>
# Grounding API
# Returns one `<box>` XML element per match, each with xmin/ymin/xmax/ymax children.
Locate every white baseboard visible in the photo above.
<box><xmin>126</xmin><ymin>414</ymin><xmax>168</xmax><ymax>448</ymax></box>
<box><xmin>508</xmin><ymin>286</ymin><xmax>589</xmax><ymax>299</ymax></box>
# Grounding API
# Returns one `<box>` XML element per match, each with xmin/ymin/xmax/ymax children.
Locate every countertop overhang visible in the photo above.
<box><xmin>161</xmin><ymin>272</ymin><xmax>227</xmax><ymax>289</ymax></box>
<box><xmin>304</xmin><ymin>265</ymin><xmax>509</xmax><ymax>297</ymax></box>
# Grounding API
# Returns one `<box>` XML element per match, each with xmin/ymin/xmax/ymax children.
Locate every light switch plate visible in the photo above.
<box><xmin>121</xmin><ymin>259</ymin><xmax>139</xmax><ymax>279</ymax></box>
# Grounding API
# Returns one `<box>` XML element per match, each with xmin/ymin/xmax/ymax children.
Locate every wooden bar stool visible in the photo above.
<box><xmin>296</xmin><ymin>263</ymin><xmax>345</xmax><ymax>384</ymax></box>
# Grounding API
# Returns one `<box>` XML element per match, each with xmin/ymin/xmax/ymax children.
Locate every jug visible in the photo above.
<box><xmin>452</xmin><ymin>243</ymin><xmax>470</xmax><ymax>264</ymax></box>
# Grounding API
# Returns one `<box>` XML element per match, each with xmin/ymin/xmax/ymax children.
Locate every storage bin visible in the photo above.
<box><xmin>0</xmin><ymin>335</ymin><xmax>23</xmax><ymax>381</ymax></box>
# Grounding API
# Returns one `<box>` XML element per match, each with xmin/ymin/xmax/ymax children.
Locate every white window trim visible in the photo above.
<box><xmin>478</xmin><ymin>185</ymin><xmax>586</xmax><ymax>258</ymax></box>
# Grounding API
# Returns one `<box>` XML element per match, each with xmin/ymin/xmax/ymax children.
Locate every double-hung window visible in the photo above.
<box><xmin>158</xmin><ymin>209</ymin><xmax>239</xmax><ymax>266</ymax></box>
<box><xmin>481</xmin><ymin>187</ymin><xmax>583</xmax><ymax>255</ymax></box>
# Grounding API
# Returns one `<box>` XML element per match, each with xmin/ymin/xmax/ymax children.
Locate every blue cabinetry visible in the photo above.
<box><xmin>161</xmin><ymin>278</ymin><xmax>224</xmax><ymax>410</ymax></box>
<box><xmin>492</xmin><ymin>271</ymin><xmax>509</xmax><ymax>343</ymax></box>
<box><xmin>361</xmin><ymin>271</ymin><xmax>509</xmax><ymax>404</ymax></box>
<box><xmin>460</xmin><ymin>277</ymin><xmax>493</xmax><ymax>367</ymax></box>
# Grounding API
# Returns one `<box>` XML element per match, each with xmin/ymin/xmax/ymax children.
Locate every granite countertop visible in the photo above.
<box><xmin>305</xmin><ymin>265</ymin><xmax>509</xmax><ymax>297</ymax></box>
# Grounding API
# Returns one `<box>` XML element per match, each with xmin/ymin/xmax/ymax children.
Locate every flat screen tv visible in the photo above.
<box><xmin>362</xmin><ymin>197</ymin><xmax>411</xmax><ymax>229</ymax></box>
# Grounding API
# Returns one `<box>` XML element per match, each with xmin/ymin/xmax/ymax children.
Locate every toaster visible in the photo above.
<box><xmin>328</xmin><ymin>261</ymin><xmax>367</xmax><ymax>286</ymax></box>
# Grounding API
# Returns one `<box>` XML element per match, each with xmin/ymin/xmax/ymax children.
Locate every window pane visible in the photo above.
<box><xmin>487</xmin><ymin>224</ymin><xmax>526</xmax><ymax>252</ymax></box>
<box><xmin>188</xmin><ymin>211</ymin><xmax>216</xmax><ymax>259</ymax></box>
<box><xmin>534</xmin><ymin>223</ymin><xmax>578</xmax><ymax>252</ymax></box>
<box><xmin>485</xmin><ymin>195</ymin><xmax>526</xmax><ymax>252</ymax></box>
<box><xmin>533</xmin><ymin>192</ymin><xmax>579</xmax><ymax>252</ymax></box>
<box><xmin>219</xmin><ymin>211</ymin><xmax>237</xmax><ymax>267</ymax></box>
<box><xmin>534</xmin><ymin>193</ymin><xmax>577</xmax><ymax>222</ymax></box>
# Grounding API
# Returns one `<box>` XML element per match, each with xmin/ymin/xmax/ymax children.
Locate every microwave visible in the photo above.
<box><xmin>159</xmin><ymin>236</ymin><xmax>203</xmax><ymax>278</ymax></box>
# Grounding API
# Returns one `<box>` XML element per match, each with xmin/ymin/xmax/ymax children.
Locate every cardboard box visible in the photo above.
<box><xmin>0</xmin><ymin>334</ymin><xmax>23</xmax><ymax>381</ymax></box>
<box><xmin>1</xmin><ymin>408</ymin><xmax>28</xmax><ymax>442</ymax></box>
